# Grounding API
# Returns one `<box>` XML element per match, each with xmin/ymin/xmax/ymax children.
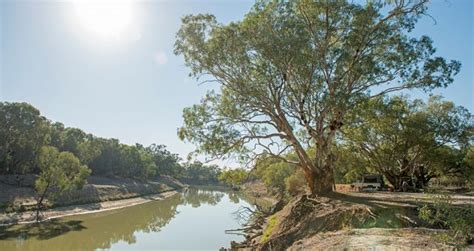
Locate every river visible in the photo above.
<box><xmin>0</xmin><ymin>188</ymin><xmax>258</xmax><ymax>251</ymax></box>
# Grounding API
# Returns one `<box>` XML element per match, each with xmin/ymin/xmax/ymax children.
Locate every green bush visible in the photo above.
<box><xmin>285</xmin><ymin>169</ymin><xmax>306</xmax><ymax>195</ymax></box>
<box><xmin>418</xmin><ymin>194</ymin><xmax>474</xmax><ymax>245</ymax></box>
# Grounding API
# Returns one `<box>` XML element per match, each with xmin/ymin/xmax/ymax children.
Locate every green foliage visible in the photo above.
<box><xmin>181</xmin><ymin>161</ymin><xmax>222</xmax><ymax>185</ymax></box>
<box><xmin>146</xmin><ymin>144</ymin><xmax>184</xmax><ymax>177</ymax></box>
<box><xmin>0</xmin><ymin>102</ymin><xmax>50</xmax><ymax>174</ymax></box>
<box><xmin>342</xmin><ymin>95</ymin><xmax>472</xmax><ymax>188</ymax></box>
<box><xmin>0</xmin><ymin>102</ymin><xmax>218</xmax><ymax>185</ymax></box>
<box><xmin>418</xmin><ymin>194</ymin><xmax>474</xmax><ymax>245</ymax></box>
<box><xmin>175</xmin><ymin>0</ymin><xmax>460</xmax><ymax>194</ymax></box>
<box><xmin>36</xmin><ymin>146</ymin><xmax>91</xmax><ymax>202</ymax></box>
<box><xmin>117</xmin><ymin>144</ymin><xmax>158</xmax><ymax>180</ymax></box>
<box><xmin>218</xmin><ymin>168</ymin><xmax>247</xmax><ymax>187</ymax></box>
<box><xmin>333</xmin><ymin>145</ymin><xmax>369</xmax><ymax>183</ymax></box>
<box><xmin>285</xmin><ymin>169</ymin><xmax>306</xmax><ymax>195</ymax></box>
<box><xmin>0</xmin><ymin>102</ymin><xmax>184</xmax><ymax>181</ymax></box>
<box><xmin>88</xmin><ymin>138</ymin><xmax>122</xmax><ymax>176</ymax></box>
<box><xmin>254</xmin><ymin>157</ymin><xmax>296</xmax><ymax>195</ymax></box>
<box><xmin>261</xmin><ymin>214</ymin><xmax>278</xmax><ymax>243</ymax></box>
<box><xmin>262</xmin><ymin>163</ymin><xmax>294</xmax><ymax>194</ymax></box>
<box><xmin>461</xmin><ymin>146</ymin><xmax>474</xmax><ymax>186</ymax></box>
<box><xmin>251</xmin><ymin>155</ymin><xmax>313</xmax><ymax>196</ymax></box>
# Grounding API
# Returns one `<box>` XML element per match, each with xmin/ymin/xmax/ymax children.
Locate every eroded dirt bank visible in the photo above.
<box><xmin>0</xmin><ymin>175</ymin><xmax>185</xmax><ymax>224</ymax></box>
<box><xmin>234</xmin><ymin>189</ymin><xmax>474</xmax><ymax>250</ymax></box>
<box><xmin>0</xmin><ymin>191</ymin><xmax>178</xmax><ymax>225</ymax></box>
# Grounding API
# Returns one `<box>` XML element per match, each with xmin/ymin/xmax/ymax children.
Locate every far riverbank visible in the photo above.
<box><xmin>0</xmin><ymin>175</ymin><xmax>186</xmax><ymax>225</ymax></box>
<box><xmin>0</xmin><ymin>190</ymin><xmax>179</xmax><ymax>225</ymax></box>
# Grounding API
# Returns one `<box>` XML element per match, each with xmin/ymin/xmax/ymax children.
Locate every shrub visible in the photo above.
<box><xmin>285</xmin><ymin>169</ymin><xmax>306</xmax><ymax>195</ymax></box>
<box><xmin>418</xmin><ymin>193</ymin><xmax>474</xmax><ymax>245</ymax></box>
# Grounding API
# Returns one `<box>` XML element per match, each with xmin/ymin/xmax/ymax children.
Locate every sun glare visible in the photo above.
<box><xmin>73</xmin><ymin>0</ymin><xmax>135</xmax><ymax>41</ymax></box>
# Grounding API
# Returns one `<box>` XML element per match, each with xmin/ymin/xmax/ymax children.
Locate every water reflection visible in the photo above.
<box><xmin>0</xmin><ymin>188</ymin><xmax>252</xmax><ymax>251</ymax></box>
<box><xmin>228</xmin><ymin>192</ymin><xmax>241</xmax><ymax>204</ymax></box>
<box><xmin>0</xmin><ymin>219</ymin><xmax>86</xmax><ymax>240</ymax></box>
<box><xmin>181</xmin><ymin>188</ymin><xmax>225</xmax><ymax>207</ymax></box>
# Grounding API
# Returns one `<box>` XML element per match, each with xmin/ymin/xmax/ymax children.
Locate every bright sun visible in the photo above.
<box><xmin>73</xmin><ymin>0</ymin><xmax>134</xmax><ymax>40</ymax></box>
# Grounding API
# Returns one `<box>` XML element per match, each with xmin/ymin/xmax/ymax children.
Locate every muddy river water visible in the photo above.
<box><xmin>0</xmin><ymin>188</ymin><xmax>256</xmax><ymax>251</ymax></box>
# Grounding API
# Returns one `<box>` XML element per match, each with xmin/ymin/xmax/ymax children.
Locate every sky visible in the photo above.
<box><xmin>1</xmin><ymin>0</ymin><xmax>473</xmax><ymax>165</ymax></box>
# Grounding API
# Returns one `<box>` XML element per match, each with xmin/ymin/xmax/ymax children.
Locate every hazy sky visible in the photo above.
<box><xmin>1</xmin><ymin>0</ymin><xmax>473</xmax><ymax>164</ymax></box>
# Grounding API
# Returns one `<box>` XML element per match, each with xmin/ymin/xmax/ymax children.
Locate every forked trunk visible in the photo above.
<box><xmin>293</xmin><ymin>117</ymin><xmax>339</xmax><ymax>196</ymax></box>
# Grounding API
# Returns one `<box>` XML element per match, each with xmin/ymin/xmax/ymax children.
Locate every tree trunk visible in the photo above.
<box><xmin>35</xmin><ymin>183</ymin><xmax>50</xmax><ymax>222</ymax></box>
<box><xmin>300</xmin><ymin>135</ymin><xmax>337</xmax><ymax>196</ymax></box>
<box><xmin>312</xmin><ymin>169</ymin><xmax>334</xmax><ymax>195</ymax></box>
<box><xmin>36</xmin><ymin>195</ymin><xmax>44</xmax><ymax>222</ymax></box>
<box><xmin>303</xmin><ymin>167</ymin><xmax>334</xmax><ymax>196</ymax></box>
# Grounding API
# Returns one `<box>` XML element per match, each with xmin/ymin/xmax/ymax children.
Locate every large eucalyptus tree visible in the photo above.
<box><xmin>174</xmin><ymin>0</ymin><xmax>460</xmax><ymax>195</ymax></box>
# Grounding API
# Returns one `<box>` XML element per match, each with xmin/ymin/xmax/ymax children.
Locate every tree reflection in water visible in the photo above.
<box><xmin>0</xmin><ymin>188</ymin><xmax>251</xmax><ymax>251</ymax></box>
<box><xmin>228</xmin><ymin>192</ymin><xmax>241</xmax><ymax>204</ymax></box>
<box><xmin>180</xmin><ymin>188</ymin><xmax>225</xmax><ymax>207</ymax></box>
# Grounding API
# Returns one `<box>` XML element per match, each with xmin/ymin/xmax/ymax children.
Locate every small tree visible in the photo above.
<box><xmin>175</xmin><ymin>0</ymin><xmax>460</xmax><ymax>195</ymax></box>
<box><xmin>35</xmin><ymin>146</ymin><xmax>91</xmax><ymax>221</ymax></box>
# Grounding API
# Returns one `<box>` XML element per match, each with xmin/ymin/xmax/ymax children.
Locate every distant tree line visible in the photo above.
<box><xmin>0</xmin><ymin>102</ymin><xmax>221</xmax><ymax>183</ymax></box>
<box><xmin>218</xmin><ymin>168</ymin><xmax>247</xmax><ymax>187</ymax></box>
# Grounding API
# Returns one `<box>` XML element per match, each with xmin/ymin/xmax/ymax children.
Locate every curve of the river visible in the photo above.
<box><xmin>0</xmin><ymin>188</ymin><xmax>256</xmax><ymax>251</ymax></box>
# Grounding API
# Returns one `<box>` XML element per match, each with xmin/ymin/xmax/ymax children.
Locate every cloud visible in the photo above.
<box><xmin>154</xmin><ymin>51</ymin><xmax>168</xmax><ymax>66</ymax></box>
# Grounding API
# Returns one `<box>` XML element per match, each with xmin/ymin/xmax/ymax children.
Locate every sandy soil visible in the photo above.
<box><xmin>288</xmin><ymin>228</ymin><xmax>469</xmax><ymax>250</ymax></box>
<box><xmin>340</xmin><ymin>191</ymin><xmax>474</xmax><ymax>206</ymax></box>
<box><xmin>243</xmin><ymin>181</ymin><xmax>474</xmax><ymax>208</ymax></box>
<box><xmin>0</xmin><ymin>190</ymin><xmax>178</xmax><ymax>225</ymax></box>
<box><xmin>237</xmin><ymin>190</ymin><xmax>474</xmax><ymax>250</ymax></box>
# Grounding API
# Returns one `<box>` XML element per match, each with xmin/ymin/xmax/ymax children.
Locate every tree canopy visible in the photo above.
<box><xmin>35</xmin><ymin>146</ymin><xmax>91</xmax><ymax>221</ymax></box>
<box><xmin>218</xmin><ymin>168</ymin><xmax>248</xmax><ymax>187</ymax></box>
<box><xmin>0</xmin><ymin>102</ymin><xmax>49</xmax><ymax>174</ymax></box>
<box><xmin>175</xmin><ymin>0</ymin><xmax>460</xmax><ymax>194</ymax></box>
<box><xmin>0</xmin><ymin>102</ymin><xmax>191</xmax><ymax>181</ymax></box>
<box><xmin>342</xmin><ymin>95</ymin><xmax>473</xmax><ymax>188</ymax></box>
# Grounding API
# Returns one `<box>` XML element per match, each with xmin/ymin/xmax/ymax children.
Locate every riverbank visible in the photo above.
<box><xmin>0</xmin><ymin>187</ymin><xmax>253</xmax><ymax>250</ymax></box>
<box><xmin>0</xmin><ymin>175</ymin><xmax>186</xmax><ymax>225</ymax></box>
<box><xmin>287</xmin><ymin>228</ymin><xmax>461</xmax><ymax>250</ymax></box>
<box><xmin>241</xmin><ymin>181</ymin><xmax>278</xmax><ymax>205</ymax></box>
<box><xmin>236</xmin><ymin>183</ymin><xmax>474</xmax><ymax>250</ymax></box>
<box><xmin>0</xmin><ymin>190</ymin><xmax>179</xmax><ymax>225</ymax></box>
